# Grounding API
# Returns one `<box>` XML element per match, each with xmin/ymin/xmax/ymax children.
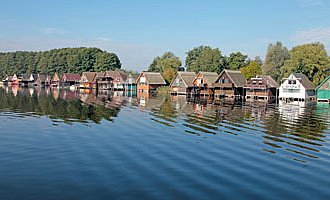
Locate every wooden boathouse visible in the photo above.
<box><xmin>244</xmin><ymin>75</ymin><xmax>279</xmax><ymax>101</ymax></box>
<box><xmin>170</xmin><ymin>71</ymin><xmax>196</xmax><ymax>95</ymax></box>
<box><xmin>212</xmin><ymin>70</ymin><xmax>246</xmax><ymax>98</ymax></box>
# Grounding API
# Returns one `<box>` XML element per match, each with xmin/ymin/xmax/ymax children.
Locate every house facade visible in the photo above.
<box><xmin>51</xmin><ymin>73</ymin><xmax>60</xmax><ymax>87</ymax></box>
<box><xmin>213</xmin><ymin>70</ymin><xmax>246</xmax><ymax>98</ymax></box>
<box><xmin>189</xmin><ymin>72</ymin><xmax>218</xmax><ymax>96</ymax></box>
<box><xmin>79</xmin><ymin>72</ymin><xmax>96</xmax><ymax>89</ymax></box>
<box><xmin>279</xmin><ymin>73</ymin><xmax>316</xmax><ymax>102</ymax></box>
<box><xmin>316</xmin><ymin>75</ymin><xmax>330</xmax><ymax>102</ymax></box>
<box><xmin>136</xmin><ymin>72</ymin><xmax>166</xmax><ymax>93</ymax></box>
<box><xmin>244</xmin><ymin>75</ymin><xmax>279</xmax><ymax>101</ymax></box>
<box><xmin>61</xmin><ymin>73</ymin><xmax>81</xmax><ymax>87</ymax></box>
<box><xmin>106</xmin><ymin>70</ymin><xmax>128</xmax><ymax>90</ymax></box>
<box><xmin>170</xmin><ymin>71</ymin><xmax>196</xmax><ymax>95</ymax></box>
<box><xmin>35</xmin><ymin>74</ymin><xmax>51</xmax><ymax>87</ymax></box>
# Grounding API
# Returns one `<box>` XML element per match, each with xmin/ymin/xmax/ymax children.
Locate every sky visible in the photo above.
<box><xmin>0</xmin><ymin>0</ymin><xmax>330</xmax><ymax>71</ymax></box>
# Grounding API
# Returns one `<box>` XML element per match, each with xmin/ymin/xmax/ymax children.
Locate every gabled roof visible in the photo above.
<box><xmin>216</xmin><ymin>70</ymin><xmax>246</xmax><ymax>87</ymax></box>
<box><xmin>170</xmin><ymin>71</ymin><xmax>196</xmax><ymax>87</ymax></box>
<box><xmin>62</xmin><ymin>73</ymin><xmax>81</xmax><ymax>82</ymax></box>
<box><xmin>292</xmin><ymin>73</ymin><xmax>315</xmax><ymax>90</ymax></box>
<box><xmin>81</xmin><ymin>72</ymin><xmax>96</xmax><ymax>82</ymax></box>
<box><xmin>316</xmin><ymin>75</ymin><xmax>330</xmax><ymax>91</ymax></box>
<box><xmin>262</xmin><ymin>75</ymin><xmax>279</xmax><ymax>88</ymax></box>
<box><xmin>195</xmin><ymin>72</ymin><xmax>218</xmax><ymax>84</ymax></box>
<box><xmin>106</xmin><ymin>70</ymin><xmax>128</xmax><ymax>82</ymax></box>
<box><xmin>137</xmin><ymin>72</ymin><xmax>166</xmax><ymax>85</ymax></box>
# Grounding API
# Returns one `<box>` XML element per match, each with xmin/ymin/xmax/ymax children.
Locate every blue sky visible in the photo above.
<box><xmin>0</xmin><ymin>0</ymin><xmax>330</xmax><ymax>71</ymax></box>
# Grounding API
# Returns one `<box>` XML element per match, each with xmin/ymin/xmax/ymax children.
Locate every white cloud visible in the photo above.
<box><xmin>40</xmin><ymin>27</ymin><xmax>67</xmax><ymax>35</ymax></box>
<box><xmin>292</xmin><ymin>27</ymin><xmax>330</xmax><ymax>45</ymax></box>
<box><xmin>298</xmin><ymin>0</ymin><xmax>323</xmax><ymax>7</ymax></box>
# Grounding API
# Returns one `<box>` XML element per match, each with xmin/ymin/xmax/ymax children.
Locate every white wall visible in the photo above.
<box><xmin>279</xmin><ymin>74</ymin><xmax>306</xmax><ymax>99</ymax></box>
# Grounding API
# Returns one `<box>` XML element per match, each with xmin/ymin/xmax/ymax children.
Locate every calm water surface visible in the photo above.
<box><xmin>0</xmin><ymin>87</ymin><xmax>330</xmax><ymax>199</ymax></box>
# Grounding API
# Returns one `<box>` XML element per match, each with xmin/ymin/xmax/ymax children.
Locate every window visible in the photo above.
<box><xmin>140</xmin><ymin>77</ymin><xmax>146</xmax><ymax>83</ymax></box>
<box><xmin>292</xmin><ymin>80</ymin><xmax>296</xmax><ymax>84</ymax></box>
<box><xmin>288</xmin><ymin>80</ymin><xmax>292</xmax><ymax>84</ymax></box>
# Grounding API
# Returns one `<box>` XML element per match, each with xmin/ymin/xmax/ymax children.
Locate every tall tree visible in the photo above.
<box><xmin>262</xmin><ymin>41</ymin><xmax>289</xmax><ymax>82</ymax></box>
<box><xmin>148</xmin><ymin>52</ymin><xmax>182</xmax><ymax>84</ymax></box>
<box><xmin>240</xmin><ymin>60</ymin><xmax>262</xmax><ymax>80</ymax></box>
<box><xmin>280</xmin><ymin>43</ymin><xmax>330</xmax><ymax>85</ymax></box>
<box><xmin>185</xmin><ymin>46</ymin><xmax>223</xmax><ymax>73</ymax></box>
<box><xmin>225</xmin><ymin>52</ymin><xmax>249</xmax><ymax>70</ymax></box>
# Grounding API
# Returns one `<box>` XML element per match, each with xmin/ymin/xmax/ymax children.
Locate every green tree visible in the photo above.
<box><xmin>185</xmin><ymin>46</ymin><xmax>223</xmax><ymax>73</ymax></box>
<box><xmin>262</xmin><ymin>41</ymin><xmax>289</xmax><ymax>82</ymax></box>
<box><xmin>280</xmin><ymin>43</ymin><xmax>330</xmax><ymax>85</ymax></box>
<box><xmin>148</xmin><ymin>52</ymin><xmax>182</xmax><ymax>84</ymax></box>
<box><xmin>225</xmin><ymin>52</ymin><xmax>249</xmax><ymax>70</ymax></box>
<box><xmin>0</xmin><ymin>47</ymin><xmax>121</xmax><ymax>79</ymax></box>
<box><xmin>240</xmin><ymin>60</ymin><xmax>262</xmax><ymax>80</ymax></box>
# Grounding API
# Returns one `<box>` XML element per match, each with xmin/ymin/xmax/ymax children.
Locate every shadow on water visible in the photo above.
<box><xmin>137</xmin><ymin>93</ymin><xmax>330</xmax><ymax>162</ymax></box>
<box><xmin>0</xmin><ymin>86</ymin><xmax>124</xmax><ymax>124</ymax></box>
<box><xmin>1</xmin><ymin>86</ymin><xmax>330</xmax><ymax>162</ymax></box>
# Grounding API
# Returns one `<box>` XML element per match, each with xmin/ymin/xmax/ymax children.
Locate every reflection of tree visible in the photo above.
<box><xmin>0</xmin><ymin>88</ymin><xmax>120</xmax><ymax>124</ymax></box>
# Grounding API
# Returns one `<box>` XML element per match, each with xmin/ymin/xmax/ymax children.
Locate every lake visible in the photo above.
<box><xmin>0</xmin><ymin>86</ymin><xmax>330</xmax><ymax>199</ymax></box>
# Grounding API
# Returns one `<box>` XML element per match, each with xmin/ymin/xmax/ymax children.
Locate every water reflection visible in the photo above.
<box><xmin>1</xmin><ymin>86</ymin><xmax>330</xmax><ymax>163</ymax></box>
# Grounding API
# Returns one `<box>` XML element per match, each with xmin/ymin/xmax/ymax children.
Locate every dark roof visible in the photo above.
<box><xmin>217</xmin><ymin>70</ymin><xmax>246</xmax><ymax>87</ymax></box>
<box><xmin>292</xmin><ymin>73</ymin><xmax>315</xmax><ymax>90</ymax></box>
<box><xmin>171</xmin><ymin>72</ymin><xmax>196</xmax><ymax>87</ymax></box>
<box><xmin>263</xmin><ymin>75</ymin><xmax>279</xmax><ymax>88</ymax></box>
<box><xmin>140</xmin><ymin>72</ymin><xmax>166</xmax><ymax>85</ymax></box>
<box><xmin>82</xmin><ymin>72</ymin><xmax>96</xmax><ymax>82</ymax></box>
<box><xmin>62</xmin><ymin>73</ymin><xmax>81</xmax><ymax>82</ymax></box>
<box><xmin>106</xmin><ymin>70</ymin><xmax>128</xmax><ymax>82</ymax></box>
<box><xmin>199</xmin><ymin>72</ymin><xmax>218</xmax><ymax>84</ymax></box>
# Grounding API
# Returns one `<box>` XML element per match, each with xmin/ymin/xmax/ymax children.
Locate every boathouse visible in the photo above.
<box><xmin>124</xmin><ymin>73</ymin><xmax>137</xmax><ymax>92</ymax></box>
<box><xmin>212</xmin><ymin>70</ymin><xmax>246</xmax><ymax>98</ymax></box>
<box><xmin>244</xmin><ymin>75</ymin><xmax>279</xmax><ymax>101</ymax></box>
<box><xmin>189</xmin><ymin>72</ymin><xmax>218</xmax><ymax>96</ymax></box>
<box><xmin>51</xmin><ymin>73</ymin><xmax>60</xmax><ymax>87</ymax></box>
<box><xmin>20</xmin><ymin>74</ymin><xmax>37</xmax><ymax>87</ymax></box>
<box><xmin>170</xmin><ymin>71</ymin><xmax>196</xmax><ymax>95</ymax></box>
<box><xmin>279</xmin><ymin>73</ymin><xmax>316</xmax><ymax>102</ymax></box>
<box><xmin>35</xmin><ymin>74</ymin><xmax>51</xmax><ymax>87</ymax></box>
<box><xmin>106</xmin><ymin>70</ymin><xmax>128</xmax><ymax>90</ymax></box>
<box><xmin>80</xmin><ymin>72</ymin><xmax>96</xmax><ymax>89</ymax></box>
<box><xmin>95</xmin><ymin>72</ymin><xmax>113</xmax><ymax>90</ymax></box>
<box><xmin>316</xmin><ymin>75</ymin><xmax>330</xmax><ymax>103</ymax></box>
<box><xmin>136</xmin><ymin>72</ymin><xmax>166</xmax><ymax>93</ymax></box>
<box><xmin>61</xmin><ymin>73</ymin><xmax>81</xmax><ymax>87</ymax></box>
<box><xmin>11</xmin><ymin>74</ymin><xmax>20</xmax><ymax>86</ymax></box>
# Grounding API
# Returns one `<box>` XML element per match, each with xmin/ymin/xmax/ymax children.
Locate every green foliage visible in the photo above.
<box><xmin>224</xmin><ymin>52</ymin><xmax>249</xmax><ymax>70</ymax></box>
<box><xmin>185</xmin><ymin>46</ymin><xmax>223</xmax><ymax>73</ymax></box>
<box><xmin>240</xmin><ymin>60</ymin><xmax>262</xmax><ymax>80</ymax></box>
<box><xmin>262</xmin><ymin>41</ymin><xmax>289</xmax><ymax>82</ymax></box>
<box><xmin>148</xmin><ymin>52</ymin><xmax>182</xmax><ymax>84</ymax></box>
<box><xmin>280</xmin><ymin>43</ymin><xmax>330</xmax><ymax>85</ymax></box>
<box><xmin>0</xmin><ymin>47</ymin><xmax>121</xmax><ymax>78</ymax></box>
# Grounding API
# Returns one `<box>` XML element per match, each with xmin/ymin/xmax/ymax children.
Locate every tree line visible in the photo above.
<box><xmin>0</xmin><ymin>47</ymin><xmax>121</xmax><ymax>78</ymax></box>
<box><xmin>148</xmin><ymin>42</ymin><xmax>330</xmax><ymax>85</ymax></box>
